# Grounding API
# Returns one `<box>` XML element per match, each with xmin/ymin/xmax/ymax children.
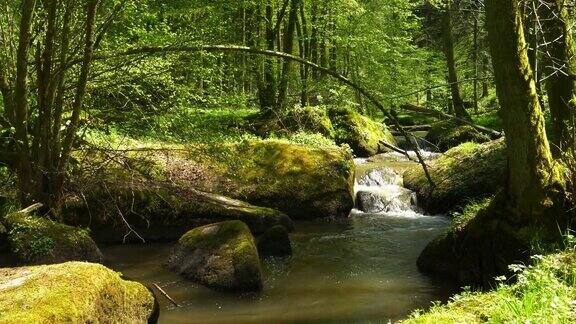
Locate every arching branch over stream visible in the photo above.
<box><xmin>88</xmin><ymin>44</ymin><xmax>447</xmax><ymax>185</ymax></box>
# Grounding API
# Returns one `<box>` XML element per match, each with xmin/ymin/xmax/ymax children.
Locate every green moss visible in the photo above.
<box><xmin>249</xmin><ymin>106</ymin><xmax>335</xmax><ymax>138</ymax></box>
<box><xmin>329</xmin><ymin>106</ymin><xmax>396</xmax><ymax>157</ymax></box>
<box><xmin>426</xmin><ymin>120</ymin><xmax>492</xmax><ymax>152</ymax></box>
<box><xmin>212</xmin><ymin>139</ymin><xmax>355</xmax><ymax>219</ymax></box>
<box><xmin>4</xmin><ymin>212</ymin><xmax>102</xmax><ymax>264</ymax></box>
<box><xmin>0</xmin><ymin>262</ymin><xmax>155</xmax><ymax>323</ymax></box>
<box><xmin>404</xmin><ymin>139</ymin><xmax>506</xmax><ymax>214</ymax></box>
<box><xmin>407</xmin><ymin>250</ymin><xmax>576</xmax><ymax>323</ymax></box>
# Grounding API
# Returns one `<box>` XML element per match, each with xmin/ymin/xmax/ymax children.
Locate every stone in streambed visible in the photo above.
<box><xmin>257</xmin><ymin>225</ymin><xmax>292</xmax><ymax>257</ymax></box>
<box><xmin>167</xmin><ymin>220</ymin><xmax>263</xmax><ymax>291</ymax></box>
<box><xmin>356</xmin><ymin>187</ymin><xmax>414</xmax><ymax>214</ymax></box>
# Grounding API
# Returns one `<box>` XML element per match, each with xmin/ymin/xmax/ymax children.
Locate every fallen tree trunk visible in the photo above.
<box><xmin>399</xmin><ymin>103</ymin><xmax>502</xmax><ymax>138</ymax></box>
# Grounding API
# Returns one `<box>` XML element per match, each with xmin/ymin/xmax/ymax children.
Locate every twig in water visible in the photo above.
<box><xmin>152</xmin><ymin>283</ymin><xmax>181</xmax><ymax>307</ymax></box>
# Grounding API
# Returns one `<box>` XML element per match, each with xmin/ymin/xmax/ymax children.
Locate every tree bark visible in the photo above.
<box><xmin>486</xmin><ymin>0</ymin><xmax>561</xmax><ymax>217</ymax></box>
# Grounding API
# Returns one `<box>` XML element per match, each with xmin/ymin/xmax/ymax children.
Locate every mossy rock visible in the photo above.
<box><xmin>328</xmin><ymin>106</ymin><xmax>396</xmax><ymax>157</ymax></box>
<box><xmin>404</xmin><ymin>139</ymin><xmax>506</xmax><ymax>214</ymax></box>
<box><xmin>67</xmin><ymin>138</ymin><xmax>354</xmax><ymax>229</ymax></box>
<box><xmin>425</xmin><ymin>120</ymin><xmax>492</xmax><ymax>152</ymax></box>
<box><xmin>0</xmin><ymin>262</ymin><xmax>157</xmax><ymax>323</ymax></box>
<box><xmin>64</xmin><ymin>185</ymin><xmax>293</xmax><ymax>243</ymax></box>
<box><xmin>167</xmin><ymin>220</ymin><xmax>263</xmax><ymax>291</ymax></box>
<box><xmin>215</xmin><ymin>139</ymin><xmax>355</xmax><ymax>220</ymax></box>
<box><xmin>256</xmin><ymin>225</ymin><xmax>292</xmax><ymax>257</ymax></box>
<box><xmin>3</xmin><ymin>211</ymin><xmax>103</xmax><ymax>265</ymax></box>
<box><xmin>249</xmin><ymin>106</ymin><xmax>335</xmax><ymax>138</ymax></box>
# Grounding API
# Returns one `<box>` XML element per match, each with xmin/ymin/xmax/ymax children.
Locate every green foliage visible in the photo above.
<box><xmin>407</xmin><ymin>250</ymin><xmax>576</xmax><ymax>323</ymax></box>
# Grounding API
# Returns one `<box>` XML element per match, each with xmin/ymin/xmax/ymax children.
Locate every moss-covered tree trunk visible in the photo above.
<box><xmin>441</xmin><ymin>0</ymin><xmax>470</xmax><ymax>121</ymax></box>
<box><xmin>538</xmin><ymin>0</ymin><xmax>575</xmax><ymax>156</ymax></box>
<box><xmin>486</xmin><ymin>0</ymin><xmax>561</xmax><ymax>217</ymax></box>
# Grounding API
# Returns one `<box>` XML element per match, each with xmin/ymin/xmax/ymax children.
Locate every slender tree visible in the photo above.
<box><xmin>537</xmin><ymin>0</ymin><xmax>576</xmax><ymax>156</ymax></box>
<box><xmin>441</xmin><ymin>0</ymin><xmax>471</xmax><ymax>120</ymax></box>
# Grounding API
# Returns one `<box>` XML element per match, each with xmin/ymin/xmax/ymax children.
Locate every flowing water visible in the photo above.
<box><xmin>102</xmin><ymin>151</ymin><xmax>456</xmax><ymax>323</ymax></box>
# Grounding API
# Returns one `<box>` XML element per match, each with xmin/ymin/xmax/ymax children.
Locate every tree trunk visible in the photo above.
<box><xmin>486</xmin><ymin>0</ymin><xmax>561</xmax><ymax>217</ymax></box>
<box><xmin>275</xmin><ymin>0</ymin><xmax>299</xmax><ymax>111</ymax></box>
<box><xmin>14</xmin><ymin>0</ymin><xmax>37</xmax><ymax>204</ymax></box>
<box><xmin>538</xmin><ymin>0</ymin><xmax>576</xmax><ymax>157</ymax></box>
<box><xmin>260</xmin><ymin>1</ymin><xmax>277</xmax><ymax>114</ymax></box>
<box><xmin>441</xmin><ymin>0</ymin><xmax>470</xmax><ymax>120</ymax></box>
<box><xmin>472</xmin><ymin>12</ymin><xmax>479</xmax><ymax>114</ymax></box>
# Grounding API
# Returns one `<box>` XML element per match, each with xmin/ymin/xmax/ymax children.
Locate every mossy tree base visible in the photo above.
<box><xmin>418</xmin><ymin>193</ymin><xmax>572</xmax><ymax>287</ymax></box>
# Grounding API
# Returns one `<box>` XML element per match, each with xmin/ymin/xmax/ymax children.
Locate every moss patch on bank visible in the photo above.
<box><xmin>3</xmin><ymin>211</ymin><xmax>102</xmax><ymax>265</ymax></box>
<box><xmin>329</xmin><ymin>106</ymin><xmax>396</xmax><ymax>157</ymax></box>
<box><xmin>404</xmin><ymin>139</ymin><xmax>506</xmax><ymax>214</ymax></box>
<box><xmin>407</xmin><ymin>250</ymin><xmax>576</xmax><ymax>323</ymax></box>
<box><xmin>0</xmin><ymin>262</ymin><xmax>156</xmax><ymax>323</ymax></box>
<box><xmin>65</xmin><ymin>138</ymin><xmax>353</xmax><ymax>241</ymax></box>
<box><xmin>209</xmin><ymin>139</ymin><xmax>355</xmax><ymax>219</ymax></box>
<box><xmin>248</xmin><ymin>106</ymin><xmax>336</xmax><ymax>138</ymax></box>
<box><xmin>426</xmin><ymin>120</ymin><xmax>492</xmax><ymax>152</ymax></box>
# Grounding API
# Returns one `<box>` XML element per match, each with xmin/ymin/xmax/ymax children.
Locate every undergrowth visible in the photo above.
<box><xmin>406</xmin><ymin>234</ymin><xmax>576</xmax><ymax>323</ymax></box>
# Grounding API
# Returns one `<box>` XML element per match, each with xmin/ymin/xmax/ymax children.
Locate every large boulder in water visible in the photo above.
<box><xmin>329</xmin><ymin>106</ymin><xmax>396</xmax><ymax>157</ymax></box>
<box><xmin>0</xmin><ymin>262</ymin><xmax>158</xmax><ymax>323</ymax></box>
<box><xmin>65</xmin><ymin>139</ymin><xmax>352</xmax><ymax>239</ymax></box>
<box><xmin>167</xmin><ymin>220</ymin><xmax>263</xmax><ymax>291</ymax></box>
<box><xmin>214</xmin><ymin>140</ymin><xmax>355</xmax><ymax>220</ymax></box>
<box><xmin>404</xmin><ymin>139</ymin><xmax>506</xmax><ymax>214</ymax></box>
<box><xmin>2</xmin><ymin>209</ymin><xmax>103</xmax><ymax>265</ymax></box>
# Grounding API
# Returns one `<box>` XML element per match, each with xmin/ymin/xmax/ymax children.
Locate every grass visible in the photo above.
<box><xmin>406</xmin><ymin>248</ymin><xmax>576</xmax><ymax>323</ymax></box>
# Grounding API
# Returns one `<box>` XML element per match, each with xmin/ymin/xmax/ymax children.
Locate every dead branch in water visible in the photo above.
<box><xmin>152</xmin><ymin>283</ymin><xmax>181</xmax><ymax>307</ymax></box>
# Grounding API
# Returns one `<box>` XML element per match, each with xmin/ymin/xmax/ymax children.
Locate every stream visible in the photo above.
<box><xmin>102</xmin><ymin>151</ymin><xmax>457</xmax><ymax>323</ymax></box>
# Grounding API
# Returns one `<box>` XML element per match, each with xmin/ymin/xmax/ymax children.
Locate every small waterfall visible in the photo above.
<box><xmin>354</xmin><ymin>152</ymin><xmax>429</xmax><ymax>217</ymax></box>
